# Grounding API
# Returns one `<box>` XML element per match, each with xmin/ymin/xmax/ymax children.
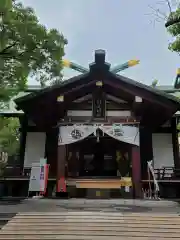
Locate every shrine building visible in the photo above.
<box><xmin>1</xmin><ymin>49</ymin><xmax>180</xmax><ymax>199</ymax></box>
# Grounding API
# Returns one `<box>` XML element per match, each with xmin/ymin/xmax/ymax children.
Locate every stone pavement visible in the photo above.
<box><xmin>0</xmin><ymin>198</ymin><xmax>179</xmax><ymax>213</ymax></box>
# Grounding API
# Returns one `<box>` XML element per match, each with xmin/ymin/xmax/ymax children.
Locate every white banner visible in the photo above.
<box><xmin>58</xmin><ymin>124</ymin><xmax>139</xmax><ymax>146</ymax></box>
<box><xmin>28</xmin><ymin>159</ymin><xmax>48</xmax><ymax>192</ymax></box>
<box><xmin>99</xmin><ymin>124</ymin><xmax>139</xmax><ymax>146</ymax></box>
<box><xmin>58</xmin><ymin>125</ymin><xmax>95</xmax><ymax>145</ymax></box>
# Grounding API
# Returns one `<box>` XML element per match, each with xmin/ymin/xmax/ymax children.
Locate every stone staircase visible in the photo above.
<box><xmin>0</xmin><ymin>211</ymin><xmax>180</xmax><ymax>239</ymax></box>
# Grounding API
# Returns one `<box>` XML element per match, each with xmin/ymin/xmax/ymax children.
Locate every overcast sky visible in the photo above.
<box><xmin>22</xmin><ymin>0</ymin><xmax>180</xmax><ymax>86</ymax></box>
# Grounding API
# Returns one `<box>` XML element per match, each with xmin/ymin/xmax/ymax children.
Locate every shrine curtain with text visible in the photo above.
<box><xmin>58</xmin><ymin>125</ymin><xmax>95</xmax><ymax>145</ymax></box>
<box><xmin>99</xmin><ymin>125</ymin><xmax>139</xmax><ymax>146</ymax></box>
<box><xmin>58</xmin><ymin>124</ymin><xmax>139</xmax><ymax>146</ymax></box>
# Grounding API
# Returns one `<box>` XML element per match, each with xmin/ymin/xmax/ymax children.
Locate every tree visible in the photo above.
<box><xmin>0</xmin><ymin>0</ymin><xmax>68</xmax><ymax>167</ymax></box>
<box><xmin>167</xmin><ymin>8</ymin><xmax>180</xmax><ymax>53</ymax></box>
<box><xmin>165</xmin><ymin>0</ymin><xmax>180</xmax><ymax>27</ymax></box>
<box><xmin>0</xmin><ymin>117</ymin><xmax>20</xmax><ymax>156</ymax></box>
<box><xmin>0</xmin><ymin>0</ymin><xmax>67</xmax><ymax>101</ymax></box>
<box><xmin>148</xmin><ymin>1</ymin><xmax>180</xmax><ymax>53</ymax></box>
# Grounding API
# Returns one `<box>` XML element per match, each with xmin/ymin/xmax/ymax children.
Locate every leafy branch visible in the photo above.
<box><xmin>147</xmin><ymin>0</ymin><xmax>180</xmax><ymax>26</ymax></box>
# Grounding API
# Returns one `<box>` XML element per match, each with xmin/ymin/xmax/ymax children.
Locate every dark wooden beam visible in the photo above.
<box><xmin>104</xmin><ymin>84</ymin><xmax>134</xmax><ymax>103</ymax></box>
<box><xmin>59</xmin><ymin>116</ymin><xmax>139</xmax><ymax>125</ymax></box>
<box><xmin>19</xmin><ymin>126</ymin><xmax>45</xmax><ymax>132</ymax></box>
<box><xmin>171</xmin><ymin>117</ymin><xmax>180</xmax><ymax>168</ymax></box>
<box><xmin>152</xmin><ymin>127</ymin><xmax>172</xmax><ymax>133</ymax></box>
<box><xmin>45</xmin><ymin>127</ymin><xmax>59</xmax><ymax>177</ymax></box>
<box><xmin>140</xmin><ymin>127</ymin><xmax>153</xmax><ymax>179</ymax></box>
<box><xmin>69</xmin><ymin>103</ymin><xmax>130</xmax><ymax>111</ymax></box>
<box><xmin>132</xmin><ymin>146</ymin><xmax>141</xmax><ymax>198</ymax></box>
<box><xmin>16</xmin><ymin>74</ymin><xmax>90</xmax><ymax>109</ymax></box>
<box><xmin>62</xmin><ymin>81</ymin><xmax>96</xmax><ymax>103</ymax></box>
<box><xmin>139</xmin><ymin>108</ymin><xmax>173</xmax><ymax>128</ymax></box>
<box><xmin>19</xmin><ymin>115</ymin><xmax>28</xmax><ymax>173</ymax></box>
<box><xmin>24</xmin><ymin>82</ymin><xmax>96</xmax><ymax>128</ymax></box>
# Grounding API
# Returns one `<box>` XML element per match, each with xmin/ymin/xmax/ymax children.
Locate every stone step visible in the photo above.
<box><xmin>16</xmin><ymin>211</ymin><xmax>180</xmax><ymax>218</ymax></box>
<box><xmin>0</xmin><ymin>230</ymin><xmax>179</xmax><ymax>237</ymax></box>
<box><xmin>0</xmin><ymin>236</ymin><xmax>176</xmax><ymax>240</ymax></box>
<box><xmin>3</xmin><ymin>226</ymin><xmax>180</xmax><ymax>233</ymax></box>
<box><xmin>1</xmin><ymin>212</ymin><xmax>180</xmax><ymax>239</ymax></box>
<box><xmin>4</xmin><ymin>222</ymin><xmax>180</xmax><ymax>228</ymax></box>
<box><xmin>8</xmin><ymin>219</ymin><xmax>180</xmax><ymax>223</ymax></box>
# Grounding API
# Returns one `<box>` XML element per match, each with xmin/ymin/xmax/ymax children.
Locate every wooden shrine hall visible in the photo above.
<box><xmin>12</xmin><ymin>49</ymin><xmax>180</xmax><ymax>198</ymax></box>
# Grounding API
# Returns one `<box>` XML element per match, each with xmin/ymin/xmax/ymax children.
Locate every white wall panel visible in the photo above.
<box><xmin>24</xmin><ymin>132</ymin><xmax>46</xmax><ymax>168</ymax></box>
<box><xmin>152</xmin><ymin>133</ymin><xmax>174</xmax><ymax>169</ymax></box>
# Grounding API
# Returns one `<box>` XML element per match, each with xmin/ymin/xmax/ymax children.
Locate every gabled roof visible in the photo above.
<box><xmin>15</xmin><ymin>73</ymin><xmax>89</xmax><ymax>105</ymax></box>
<box><xmin>14</xmin><ymin>49</ymin><xmax>180</xmax><ymax>108</ymax></box>
<box><xmin>15</xmin><ymin>71</ymin><xmax>180</xmax><ymax>107</ymax></box>
<box><xmin>14</xmin><ymin>71</ymin><xmax>180</xmax><ymax>110</ymax></box>
<box><xmin>0</xmin><ymin>50</ymin><xmax>179</xmax><ymax>125</ymax></box>
<box><xmin>109</xmin><ymin>72</ymin><xmax>180</xmax><ymax>105</ymax></box>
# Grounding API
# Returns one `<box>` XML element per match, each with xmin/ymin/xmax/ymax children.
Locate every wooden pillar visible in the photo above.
<box><xmin>171</xmin><ymin>117</ymin><xmax>180</xmax><ymax>168</ymax></box>
<box><xmin>132</xmin><ymin>146</ymin><xmax>141</xmax><ymax>198</ymax></box>
<box><xmin>45</xmin><ymin>127</ymin><xmax>59</xmax><ymax>177</ymax></box>
<box><xmin>56</xmin><ymin>144</ymin><xmax>66</xmax><ymax>195</ymax></box>
<box><xmin>19</xmin><ymin>115</ymin><xmax>28</xmax><ymax>174</ymax></box>
<box><xmin>139</xmin><ymin>127</ymin><xmax>153</xmax><ymax>179</ymax></box>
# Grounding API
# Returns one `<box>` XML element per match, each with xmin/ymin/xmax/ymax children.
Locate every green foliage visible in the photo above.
<box><xmin>0</xmin><ymin>117</ymin><xmax>20</xmax><ymax>156</ymax></box>
<box><xmin>167</xmin><ymin>8</ymin><xmax>180</xmax><ymax>53</ymax></box>
<box><xmin>0</xmin><ymin>1</ymin><xmax>68</xmax><ymax>172</ymax></box>
<box><xmin>0</xmin><ymin>0</ymin><xmax>67</xmax><ymax>100</ymax></box>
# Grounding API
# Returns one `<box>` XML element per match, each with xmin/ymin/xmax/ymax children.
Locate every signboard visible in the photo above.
<box><xmin>28</xmin><ymin>158</ymin><xmax>49</xmax><ymax>194</ymax></box>
<box><xmin>28</xmin><ymin>163</ymin><xmax>41</xmax><ymax>192</ymax></box>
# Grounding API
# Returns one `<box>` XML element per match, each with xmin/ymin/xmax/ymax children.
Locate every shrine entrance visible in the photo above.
<box><xmin>58</xmin><ymin>123</ymin><xmax>140</xmax><ymax>198</ymax></box>
<box><xmin>66</xmin><ymin>131</ymin><xmax>133</xmax><ymax>198</ymax></box>
<box><xmin>66</xmin><ymin>130</ymin><xmax>132</xmax><ymax>179</ymax></box>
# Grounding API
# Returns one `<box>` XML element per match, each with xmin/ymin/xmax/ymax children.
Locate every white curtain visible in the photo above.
<box><xmin>58</xmin><ymin>124</ymin><xmax>139</xmax><ymax>146</ymax></box>
<box><xmin>99</xmin><ymin>124</ymin><xmax>139</xmax><ymax>146</ymax></box>
<box><xmin>58</xmin><ymin>125</ymin><xmax>95</xmax><ymax>145</ymax></box>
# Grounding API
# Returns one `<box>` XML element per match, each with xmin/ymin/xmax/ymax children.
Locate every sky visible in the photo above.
<box><xmin>22</xmin><ymin>0</ymin><xmax>180</xmax><ymax>86</ymax></box>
